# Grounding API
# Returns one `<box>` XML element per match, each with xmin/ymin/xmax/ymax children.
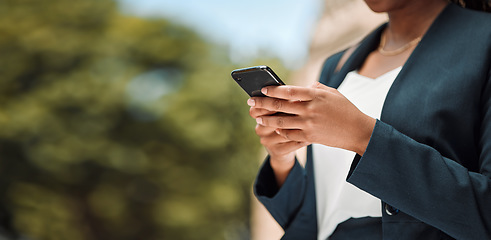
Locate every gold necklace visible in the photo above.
<box><xmin>378</xmin><ymin>32</ymin><xmax>422</xmax><ymax>56</ymax></box>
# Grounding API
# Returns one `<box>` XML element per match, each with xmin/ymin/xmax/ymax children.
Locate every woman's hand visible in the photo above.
<box><xmin>248</xmin><ymin>100</ymin><xmax>310</xmax><ymax>186</ymax></box>
<box><xmin>250</xmin><ymin>82</ymin><xmax>376</xmax><ymax>156</ymax></box>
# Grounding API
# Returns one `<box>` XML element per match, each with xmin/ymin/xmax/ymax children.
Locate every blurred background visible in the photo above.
<box><xmin>0</xmin><ymin>0</ymin><xmax>385</xmax><ymax>239</ymax></box>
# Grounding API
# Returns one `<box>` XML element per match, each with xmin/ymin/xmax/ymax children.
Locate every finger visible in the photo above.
<box><xmin>270</xmin><ymin>141</ymin><xmax>310</xmax><ymax>156</ymax></box>
<box><xmin>250</xmin><ymin>97</ymin><xmax>306</xmax><ymax>115</ymax></box>
<box><xmin>261</xmin><ymin>85</ymin><xmax>316</xmax><ymax>101</ymax></box>
<box><xmin>276</xmin><ymin>129</ymin><xmax>308</xmax><ymax>142</ymax></box>
<box><xmin>256</xmin><ymin>125</ymin><xmax>298</xmax><ymax>148</ymax></box>
<box><xmin>255</xmin><ymin>124</ymin><xmax>277</xmax><ymax>136</ymax></box>
<box><xmin>256</xmin><ymin>114</ymin><xmax>303</xmax><ymax>129</ymax></box>
<box><xmin>249</xmin><ymin>107</ymin><xmax>276</xmax><ymax>118</ymax></box>
<box><xmin>260</xmin><ymin>132</ymin><xmax>292</xmax><ymax>146</ymax></box>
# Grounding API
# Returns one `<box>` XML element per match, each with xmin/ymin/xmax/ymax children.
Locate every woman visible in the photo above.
<box><xmin>248</xmin><ymin>0</ymin><xmax>491</xmax><ymax>239</ymax></box>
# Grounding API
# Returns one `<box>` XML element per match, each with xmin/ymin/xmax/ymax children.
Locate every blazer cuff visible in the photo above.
<box><xmin>346</xmin><ymin>119</ymin><xmax>381</xmax><ymax>179</ymax></box>
<box><xmin>254</xmin><ymin>156</ymin><xmax>307</xmax><ymax>228</ymax></box>
<box><xmin>347</xmin><ymin>119</ymin><xmax>388</xmax><ymax>181</ymax></box>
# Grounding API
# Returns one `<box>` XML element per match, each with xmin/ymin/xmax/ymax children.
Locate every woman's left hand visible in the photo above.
<box><xmin>248</xmin><ymin>82</ymin><xmax>376</xmax><ymax>156</ymax></box>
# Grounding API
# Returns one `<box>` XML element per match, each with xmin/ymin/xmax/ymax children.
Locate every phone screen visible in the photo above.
<box><xmin>231</xmin><ymin>66</ymin><xmax>285</xmax><ymax>97</ymax></box>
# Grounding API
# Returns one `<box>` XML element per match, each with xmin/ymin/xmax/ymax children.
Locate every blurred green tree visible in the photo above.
<box><xmin>0</xmin><ymin>0</ymin><xmax>289</xmax><ymax>239</ymax></box>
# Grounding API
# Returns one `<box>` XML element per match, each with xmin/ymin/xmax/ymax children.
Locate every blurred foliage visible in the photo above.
<box><xmin>0</xmin><ymin>0</ymin><xmax>291</xmax><ymax>239</ymax></box>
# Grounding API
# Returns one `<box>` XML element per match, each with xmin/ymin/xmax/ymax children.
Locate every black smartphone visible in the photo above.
<box><xmin>231</xmin><ymin>65</ymin><xmax>285</xmax><ymax>97</ymax></box>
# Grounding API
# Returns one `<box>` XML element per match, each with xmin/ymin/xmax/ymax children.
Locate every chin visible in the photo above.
<box><xmin>363</xmin><ymin>0</ymin><xmax>400</xmax><ymax>13</ymax></box>
<box><xmin>364</xmin><ymin>1</ymin><xmax>384</xmax><ymax>12</ymax></box>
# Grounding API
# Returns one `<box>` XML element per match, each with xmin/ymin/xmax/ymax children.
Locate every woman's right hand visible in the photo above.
<box><xmin>248</xmin><ymin>98</ymin><xmax>310</xmax><ymax>186</ymax></box>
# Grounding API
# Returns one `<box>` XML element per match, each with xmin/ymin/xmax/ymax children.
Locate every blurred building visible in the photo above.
<box><xmin>250</xmin><ymin>0</ymin><xmax>387</xmax><ymax>239</ymax></box>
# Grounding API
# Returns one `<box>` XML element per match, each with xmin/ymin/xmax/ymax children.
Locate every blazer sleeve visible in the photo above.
<box><xmin>254</xmin><ymin>157</ymin><xmax>307</xmax><ymax>229</ymax></box>
<box><xmin>346</xmin><ymin>71</ymin><xmax>491</xmax><ymax>239</ymax></box>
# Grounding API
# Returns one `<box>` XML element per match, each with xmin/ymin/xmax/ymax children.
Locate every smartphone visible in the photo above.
<box><xmin>231</xmin><ymin>65</ymin><xmax>285</xmax><ymax>97</ymax></box>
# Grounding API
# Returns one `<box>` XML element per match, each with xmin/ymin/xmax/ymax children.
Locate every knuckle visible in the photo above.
<box><xmin>305</xmin><ymin>117</ymin><xmax>314</xmax><ymax>129</ymax></box>
<box><xmin>305</xmin><ymin>102</ymin><xmax>314</xmax><ymax>113</ymax></box>
<box><xmin>273</xmin><ymin>99</ymin><xmax>282</xmax><ymax>110</ymax></box>
<box><xmin>276</xmin><ymin>117</ymin><xmax>284</xmax><ymax>127</ymax></box>
<box><xmin>303</xmin><ymin>106</ymin><xmax>317</xmax><ymax>122</ymax></box>
<box><xmin>287</xmin><ymin>86</ymin><xmax>295</xmax><ymax>98</ymax></box>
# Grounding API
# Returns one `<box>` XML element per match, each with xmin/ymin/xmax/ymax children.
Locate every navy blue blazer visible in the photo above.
<box><xmin>254</xmin><ymin>4</ymin><xmax>491</xmax><ymax>240</ymax></box>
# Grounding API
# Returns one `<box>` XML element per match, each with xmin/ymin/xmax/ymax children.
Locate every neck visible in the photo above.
<box><xmin>385</xmin><ymin>1</ymin><xmax>448</xmax><ymax>44</ymax></box>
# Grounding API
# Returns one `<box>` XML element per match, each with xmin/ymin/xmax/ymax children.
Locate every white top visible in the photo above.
<box><xmin>314</xmin><ymin>66</ymin><xmax>402</xmax><ymax>239</ymax></box>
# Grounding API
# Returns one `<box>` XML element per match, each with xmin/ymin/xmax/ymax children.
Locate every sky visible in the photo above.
<box><xmin>117</xmin><ymin>0</ymin><xmax>324</xmax><ymax>68</ymax></box>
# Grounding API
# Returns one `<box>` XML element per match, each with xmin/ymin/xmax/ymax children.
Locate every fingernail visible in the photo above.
<box><xmin>275</xmin><ymin>129</ymin><xmax>280</xmax><ymax>134</ymax></box>
<box><xmin>256</xmin><ymin>117</ymin><xmax>263</xmax><ymax>125</ymax></box>
<box><xmin>261</xmin><ymin>88</ymin><xmax>268</xmax><ymax>95</ymax></box>
<box><xmin>247</xmin><ymin>98</ymin><xmax>255</xmax><ymax>107</ymax></box>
